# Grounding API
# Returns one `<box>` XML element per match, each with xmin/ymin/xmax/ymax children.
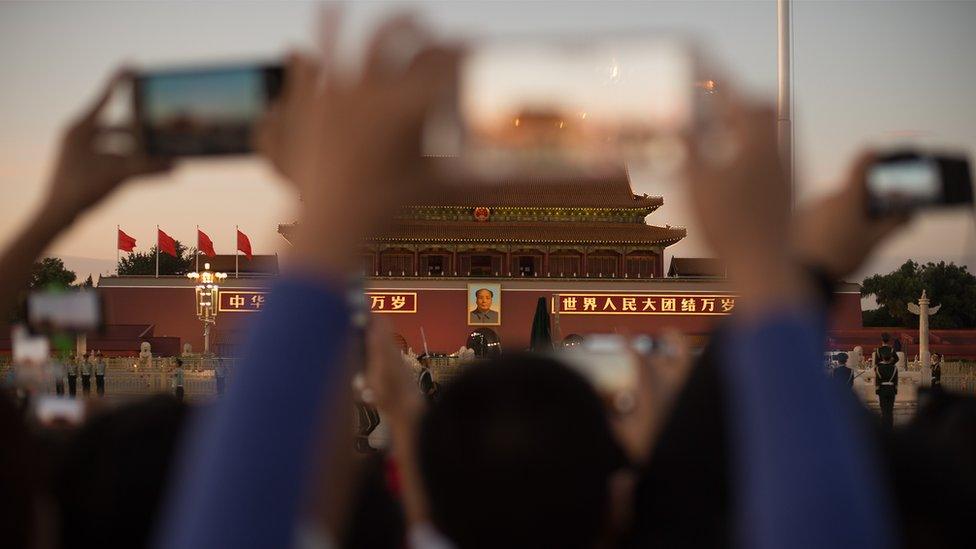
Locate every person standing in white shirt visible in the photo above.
<box><xmin>173</xmin><ymin>359</ymin><xmax>185</xmax><ymax>402</ymax></box>
<box><xmin>95</xmin><ymin>351</ymin><xmax>107</xmax><ymax>397</ymax></box>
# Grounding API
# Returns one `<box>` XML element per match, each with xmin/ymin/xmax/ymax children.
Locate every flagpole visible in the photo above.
<box><xmin>195</xmin><ymin>224</ymin><xmax>200</xmax><ymax>273</ymax></box>
<box><xmin>155</xmin><ymin>224</ymin><xmax>159</xmax><ymax>278</ymax></box>
<box><xmin>235</xmin><ymin>225</ymin><xmax>239</xmax><ymax>279</ymax></box>
<box><xmin>116</xmin><ymin>225</ymin><xmax>120</xmax><ymax>275</ymax></box>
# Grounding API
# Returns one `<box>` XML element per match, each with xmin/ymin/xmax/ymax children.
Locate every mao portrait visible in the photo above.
<box><xmin>467</xmin><ymin>283</ymin><xmax>502</xmax><ymax>326</ymax></box>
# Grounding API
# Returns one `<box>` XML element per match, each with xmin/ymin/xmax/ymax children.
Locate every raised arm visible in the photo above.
<box><xmin>155</xmin><ymin>13</ymin><xmax>458</xmax><ymax>549</ymax></box>
<box><xmin>0</xmin><ymin>71</ymin><xmax>171</xmax><ymax>316</ymax></box>
<box><xmin>688</xmin><ymin>99</ymin><xmax>895</xmax><ymax>548</ymax></box>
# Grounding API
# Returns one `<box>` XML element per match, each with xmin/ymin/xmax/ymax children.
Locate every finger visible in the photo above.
<box><xmin>843</xmin><ymin>150</ymin><xmax>877</xmax><ymax>205</ymax></box>
<box><xmin>78</xmin><ymin>67</ymin><xmax>131</xmax><ymax>130</ymax></box>
<box><xmin>253</xmin><ymin>104</ymin><xmax>280</xmax><ymax>158</ymax></box>
<box><xmin>362</xmin><ymin>14</ymin><xmax>426</xmax><ymax>84</ymax></box>
<box><xmin>316</xmin><ymin>2</ymin><xmax>343</xmax><ymax>89</ymax></box>
<box><xmin>282</xmin><ymin>52</ymin><xmax>318</xmax><ymax>105</ymax></box>
<box><xmin>867</xmin><ymin>212</ymin><xmax>909</xmax><ymax>244</ymax></box>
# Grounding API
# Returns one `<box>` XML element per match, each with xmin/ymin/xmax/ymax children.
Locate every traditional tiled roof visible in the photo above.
<box><xmin>364</xmin><ymin>220</ymin><xmax>686</xmax><ymax>246</ymax></box>
<box><xmin>404</xmin><ymin>172</ymin><xmax>662</xmax><ymax>210</ymax></box>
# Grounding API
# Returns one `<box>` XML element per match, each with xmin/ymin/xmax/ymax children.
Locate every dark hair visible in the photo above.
<box><xmin>475</xmin><ymin>288</ymin><xmax>493</xmax><ymax>298</ymax></box>
<box><xmin>54</xmin><ymin>395</ymin><xmax>188</xmax><ymax>549</ymax></box>
<box><xmin>175</xmin><ymin>358</ymin><xmax>183</xmax><ymax>367</ymax></box>
<box><xmin>418</xmin><ymin>354</ymin><xmax>624</xmax><ymax>549</ymax></box>
<box><xmin>835</xmin><ymin>352</ymin><xmax>849</xmax><ymax>364</ymax></box>
<box><xmin>881</xmin><ymin>332</ymin><xmax>891</xmax><ymax>343</ymax></box>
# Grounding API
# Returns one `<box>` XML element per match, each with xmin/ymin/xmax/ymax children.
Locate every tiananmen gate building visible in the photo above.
<box><xmin>82</xmin><ymin>169</ymin><xmax>872</xmax><ymax>357</ymax></box>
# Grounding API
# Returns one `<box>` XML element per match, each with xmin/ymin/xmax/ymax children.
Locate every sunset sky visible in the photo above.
<box><xmin>1</xmin><ymin>1</ymin><xmax>974</xmax><ymax>284</ymax></box>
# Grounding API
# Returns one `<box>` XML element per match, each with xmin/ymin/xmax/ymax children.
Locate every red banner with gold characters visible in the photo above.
<box><xmin>217</xmin><ymin>291</ymin><xmax>419</xmax><ymax>313</ymax></box>
<box><xmin>218</xmin><ymin>291</ymin><xmax>268</xmax><ymax>312</ymax></box>
<box><xmin>551</xmin><ymin>293</ymin><xmax>736</xmax><ymax>316</ymax></box>
<box><xmin>366</xmin><ymin>292</ymin><xmax>418</xmax><ymax>313</ymax></box>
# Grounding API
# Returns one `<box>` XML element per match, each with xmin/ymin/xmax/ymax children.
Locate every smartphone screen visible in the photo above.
<box><xmin>28</xmin><ymin>290</ymin><xmax>102</xmax><ymax>333</ymax></box>
<box><xmin>35</xmin><ymin>396</ymin><xmax>85</xmax><ymax>426</ymax></box>
<box><xmin>134</xmin><ymin>63</ymin><xmax>283</xmax><ymax>156</ymax></box>
<box><xmin>559</xmin><ymin>335</ymin><xmax>639</xmax><ymax>396</ymax></box>
<box><xmin>429</xmin><ymin>37</ymin><xmax>699</xmax><ymax>179</ymax></box>
<box><xmin>867</xmin><ymin>157</ymin><xmax>942</xmax><ymax>215</ymax></box>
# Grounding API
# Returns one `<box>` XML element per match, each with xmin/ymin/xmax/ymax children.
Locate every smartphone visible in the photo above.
<box><xmin>559</xmin><ymin>334</ymin><xmax>640</xmax><ymax>398</ymax></box>
<box><xmin>35</xmin><ymin>396</ymin><xmax>85</xmax><ymax>427</ymax></box>
<box><xmin>28</xmin><ymin>290</ymin><xmax>102</xmax><ymax>333</ymax></box>
<box><xmin>133</xmin><ymin>62</ymin><xmax>284</xmax><ymax>156</ymax></box>
<box><xmin>866</xmin><ymin>152</ymin><xmax>973</xmax><ymax>217</ymax></box>
<box><xmin>426</xmin><ymin>36</ymin><xmax>704</xmax><ymax>180</ymax></box>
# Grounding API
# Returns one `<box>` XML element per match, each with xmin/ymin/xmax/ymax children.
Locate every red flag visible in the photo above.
<box><xmin>197</xmin><ymin>229</ymin><xmax>216</xmax><ymax>258</ymax></box>
<box><xmin>158</xmin><ymin>229</ymin><xmax>177</xmax><ymax>257</ymax></box>
<box><xmin>237</xmin><ymin>229</ymin><xmax>252</xmax><ymax>260</ymax></box>
<box><xmin>117</xmin><ymin>229</ymin><xmax>137</xmax><ymax>252</ymax></box>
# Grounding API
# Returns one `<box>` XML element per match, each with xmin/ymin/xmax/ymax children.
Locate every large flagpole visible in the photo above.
<box><xmin>235</xmin><ymin>225</ymin><xmax>239</xmax><ymax>279</ymax></box>
<box><xmin>777</xmin><ymin>0</ymin><xmax>794</xmax><ymax>209</ymax></box>
<box><xmin>155</xmin><ymin>224</ymin><xmax>160</xmax><ymax>278</ymax></box>
<box><xmin>195</xmin><ymin>224</ymin><xmax>200</xmax><ymax>273</ymax></box>
<box><xmin>116</xmin><ymin>225</ymin><xmax>120</xmax><ymax>275</ymax></box>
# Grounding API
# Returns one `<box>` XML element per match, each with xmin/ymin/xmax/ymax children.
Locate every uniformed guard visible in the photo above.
<box><xmin>95</xmin><ymin>351</ymin><xmax>106</xmax><ymax>397</ymax></box>
<box><xmin>931</xmin><ymin>352</ymin><xmax>943</xmax><ymax>390</ymax></box>
<box><xmin>66</xmin><ymin>355</ymin><xmax>78</xmax><ymax>398</ymax></box>
<box><xmin>80</xmin><ymin>352</ymin><xmax>93</xmax><ymax>396</ymax></box>
<box><xmin>831</xmin><ymin>352</ymin><xmax>854</xmax><ymax>389</ymax></box>
<box><xmin>873</xmin><ymin>333</ymin><xmax>898</xmax><ymax>429</ymax></box>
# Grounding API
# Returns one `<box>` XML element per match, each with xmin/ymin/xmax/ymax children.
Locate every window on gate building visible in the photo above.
<box><xmin>549</xmin><ymin>252</ymin><xmax>581</xmax><ymax>277</ymax></box>
<box><xmin>461</xmin><ymin>253</ymin><xmax>502</xmax><ymax>276</ymax></box>
<box><xmin>420</xmin><ymin>254</ymin><xmax>449</xmax><ymax>276</ymax></box>
<box><xmin>587</xmin><ymin>253</ymin><xmax>619</xmax><ymax>277</ymax></box>
<box><xmin>361</xmin><ymin>254</ymin><xmax>376</xmax><ymax>276</ymax></box>
<box><xmin>380</xmin><ymin>251</ymin><xmax>413</xmax><ymax>276</ymax></box>
<box><xmin>511</xmin><ymin>254</ymin><xmax>541</xmax><ymax>277</ymax></box>
<box><xmin>625</xmin><ymin>254</ymin><xmax>656</xmax><ymax>278</ymax></box>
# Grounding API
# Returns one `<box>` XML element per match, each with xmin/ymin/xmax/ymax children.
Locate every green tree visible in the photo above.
<box><xmin>117</xmin><ymin>241</ymin><xmax>194</xmax><ymax>276</ymax></box>
<box><xmin>80</xmin><ymin>275</ymin><xmax>94</xmax><ymax>288</ymax></box>
<box><xmin>30</xmin><ymin>257</ymin><xmax>77</xmax><ymax>289</ymax></box>
<box><xmin>8</xmin><ymin>257</ymin><xmax>80</xmax><ymax>322</ymax></box>
<box><xmin>861</xmin><ymin>260</ymin><xmax>976</xmax><ymax>329</ymax></box>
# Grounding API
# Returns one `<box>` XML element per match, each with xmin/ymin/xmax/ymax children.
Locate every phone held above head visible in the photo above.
<box><xmin>133</xmin><ymin>62</ymin><xmax>284</xmax><ymax>157</ymax></box>
<box><xmin>132</xmin><ymin>33</ymin><xmax>713</xmax><ymax>181</ymax></box>
<box><xmin>865</xmin><ymin>150</ymin><xmax>973</xmax><ymax>217</ymax></box>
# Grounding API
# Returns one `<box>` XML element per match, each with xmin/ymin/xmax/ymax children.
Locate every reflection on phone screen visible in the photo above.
<box><xmin>137</xmin><ymin>65</ymin><xmax>281</xmax><ymax>156</ymax></box>
<box><xmin>868</xmin><ymin>159</ymin><xmax>941</xmax><ymax>213</ymax></box>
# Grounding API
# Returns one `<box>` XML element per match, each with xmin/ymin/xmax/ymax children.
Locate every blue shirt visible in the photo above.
<box><xmin>156</xmin><ymin>275</ymin><xmax>351</xmax><ymax>549</ymax></box>
<box><xmin>722</xmin><ymin>308</ymin><xmax>894</xmax><ymax>549</ymax></box>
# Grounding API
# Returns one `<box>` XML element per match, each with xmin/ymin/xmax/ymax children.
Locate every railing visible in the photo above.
<box><xmin>103</xmin><ymin>356</ymin><xmax>239</xmax><ymax>372</ymax></box>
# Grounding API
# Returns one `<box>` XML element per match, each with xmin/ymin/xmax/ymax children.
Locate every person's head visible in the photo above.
<box><xmin>836</xmin><ymin>352</ymin><xmax>848</xmax><ymax>365</ymax></box>
<box><xmin>878</xmin><ymin>346</ymin><xmax>894</xmax><ymax>363</ymax></box>
<box><xmin>881</xmin><ymin>332</ymin><xmax>891</xmax><ymax>344</ymax></box>
<box><xmin>931</xmin><ymin>353</ymin><xmax>941</xmax><ymax>363</ymax></box>
<box><xmin>474</xmin><ymin>288</ymin><xmax>493</xmax><ymax>312</ymax></box>
<box><xmin>54</xmin><ymin>395</ymin><xmax>188</xmax><ymax>548</ymax></box>
<box><xmin>419</xmin><ymin>354</ymin><xmax>624</xmax><ymax>549</ymax></box>
<box><xmin>174</xmin><ymin>358</ymin><xmax>183</xmax><ymax>369</ymax></box>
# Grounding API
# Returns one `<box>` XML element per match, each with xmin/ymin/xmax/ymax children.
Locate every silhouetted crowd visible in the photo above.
<box><xmin>2</xmin><ymin>13</ymin><xmax>975</xmax><ymax>549</ymax></box>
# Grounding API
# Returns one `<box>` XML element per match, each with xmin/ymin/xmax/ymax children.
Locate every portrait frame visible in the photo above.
<box><xmin>467</xmin><ymin>283</ymin><xmax>502</xmax><ymax>326</ymax></box>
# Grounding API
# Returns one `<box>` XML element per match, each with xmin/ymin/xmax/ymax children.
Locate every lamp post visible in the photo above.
<box><xmin>187</xmin><ymin>263</ymin><xmax>227</xmax><ymax>355</ymax></box>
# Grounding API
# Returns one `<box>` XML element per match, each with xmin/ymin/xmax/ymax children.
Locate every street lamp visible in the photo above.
<box><xmin>186</xmin><ymin>262</ymin><xmax>227</xmax><ymax>355</ymax></box>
